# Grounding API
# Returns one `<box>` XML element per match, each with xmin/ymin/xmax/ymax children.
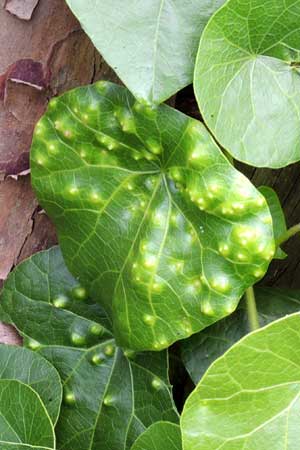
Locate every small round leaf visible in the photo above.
<box><xmin>194</xmin><ymin>0</ymin><xmax>300</xmax><ymax>168</ymax></box>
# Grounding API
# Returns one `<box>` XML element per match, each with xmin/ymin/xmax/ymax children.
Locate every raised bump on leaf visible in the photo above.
<box><xmin>30</xmin><ymin>81</ymin><xmax>275</xmax><ymax>351</ymax></box>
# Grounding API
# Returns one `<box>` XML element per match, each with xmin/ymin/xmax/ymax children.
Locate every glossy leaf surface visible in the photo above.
<box><xmin>195</xmin><ymin>0</ymin><xmax>300</xmax><ymax>168</ymax></box>
<box><xmin>0</xmin><ymin>345</ymin><xmax>62</xmax><ymax>425</ymax></box>
<box><xmin>30</xmin><ymin>81</ymin><xmax>275</xmax><ymax>351</ymax></box>
<box><xmin>181</xmin><ymin>287</ymin><xmax>300</xmax><ymax>383</ymax></box>
<box><xmin>259</xmin><ymin>186</ymin><xmax>287</xmax><ymax>259</ymax></box>
<box><xmin>65</xmin><ymin>0</ymin><xmax>226</xmax><ymax>104</ymax></box>
<box><xmin>131</xmin><ymin>422</ymin><xmax>182</xmax><ymax>450</ymax></box>
<box><xmin>0</xmin><ymin>379</ymin><xmax>55</xmax><ymax>449</ymax></box>
<box><xmin>181</xmin><ymin>313</ymin><xmax>300</xmax><ymax>450</ymax></box>
<box><xmin>0</xmin><ymin>247</ymin><xmax>178</xmax><ymax>450</ymax></box>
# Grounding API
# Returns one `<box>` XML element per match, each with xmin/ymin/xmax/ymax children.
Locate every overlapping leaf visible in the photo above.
<box><xmin>30</xmin><ymin>81</ymin><xmax>275</xmax><ymax>351</ymax></box>
<box><xmin>195</xmin><ymin>0</ymin><xmax>300</xmax><ymax>168</ymax></box>
<box><xmin>131</xmin><ymin>422</ymin><xmax>182</xmax><ymax>450</ymax></box>
<box><xmin>181</xmin><ymin>287</ymin><xmax>300</xmax><ymax>383</ymax></box>
<box><xmin>181</xmin><ymin>313</ymin><xmax>300</xmax><ymax>450</ymax></box>
<box><xmin>65</xmin><ymin>0</ymin><xmax>226</xmax><ymax>104</ymax></box>
<box><xmin>0</xmin><ymin>247</ymin><xmax>178</xmax><ymax>450</ymax></box>
<box><xmin>259</xmin><ymin>187</ymin><xmax>287</xmax><ymax>259</ymax></box>
<box><xmin>0</xmin><ymin>345</ymin><xmax>62</xmax><ymax>425</ymax></box>
<box><xmin>0</xmin><ymin>379</ymin><xmax>55</xmax><ymax>450</ymax></box>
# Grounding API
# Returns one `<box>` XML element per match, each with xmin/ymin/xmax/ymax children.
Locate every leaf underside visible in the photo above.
<box><xmin>30</xmin><ymin>81</ymin><xmax>274</xmax><ymax>351</ymax></box>
<box><xmin>195</xmin><ymin>0</ymin><xmax>300</xmax><ymax>168</ymax></box>
<box><xmin>182</xmin><ymin>313</ymin><xmax>300</xmax><ymax>450</ymax></box>
<box><xmin>0</xmin><ymin>247</ymin><xmax>178</xmax><ymax>450</ymax></box>
<box><xmin>65</xmin><ymin>0</ymin><xmax>226</xmax><ymax>104</ymax></box>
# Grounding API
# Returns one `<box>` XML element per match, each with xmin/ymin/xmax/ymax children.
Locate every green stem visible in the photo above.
<box><xmin>246</xmin><ymin>287</ymin><xmax>260</xmax><ymax>331</ymax></box>
<box><xmin>277</xmin><ymin>223</ymin><xmax>300</xmax><ymax>247</ymax></box>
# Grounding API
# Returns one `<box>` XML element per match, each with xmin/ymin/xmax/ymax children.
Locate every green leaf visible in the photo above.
<box><xmin>0</xmin><ymin>247</ymin><xmax>178</xmax><ymax>450</ymax></box>
<box><xmin>0</xmin><ymin>379</ymin><xmax>55</xmax><ymax>449</ymax></box>
<box><xmin>181</xmin><ymin>287</ymin><xmax>300</xmax><ymax>384</ymax></box>
<box><xmin>259</xmin><ymin>186</ymin><xmax>287</xmax><ymax>259</ymax></box>
<box><xmin>65</xmin><ymin>0</ymin><xmax>226</xmax><ymax>104</ymax></box>
<box><xmin>194</xmin><ymin>0</ymin><xmax>300</xmax><ymax>168</ymax></box>
<box><xmin>131</xmin><ymin>422</ymin><xmax>182</xmax><ymax>450</ymax></box>
<box><xmin>30</xmin><ymin>81</ymin><xmax>275</xmax><ymax>351</ymax></box>
<box><xmin>0</xmin><ymin>345</ymin><xmax>62</xmax><ymax>426</ymax></box>
<box><xmin>181</xmin><ymin>313</ymin><xmax>300</xmax><ymax>450</ymax></box>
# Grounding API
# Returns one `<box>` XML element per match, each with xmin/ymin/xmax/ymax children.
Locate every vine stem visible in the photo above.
<box><xmin>246</xmin><ymin>287</ymin><xmax>260</xmax><ymax>331</ymax></box>
<box><xmin>277</xmin><ymin>223</ymin><xmax>300</xmax><ymax>247</ymax></box>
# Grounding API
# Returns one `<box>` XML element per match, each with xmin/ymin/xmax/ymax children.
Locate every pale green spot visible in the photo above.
<box><xmin>144</xmin><ymin>254</ymin><xmax>157</xmax><ymax>268</ymax></box>
<box><xmin>71</xmin><ymin>332</ymin><xmax>86</xmax><ymax>346</ymax></box>
<box><xmin>64</xmin><ymin>389</ymin><xmax>76</xmax><ymax>406</ymax></box>
<box><xmin>201</xmin><ymin>301</ymin><xmax>215</xmax><ymax>316</ymax></box>
<box><xmin>91</xmin><ymin>352</ymin><xmax>105</xmax><ymax>365</ymax></box>
<box><xmin>72</xmin><ymin>286</ymin><xmax>88</xmax><ymax>301</ymax></box>
<box><xmin>52</xmin><ymin>295</ymin><xmax>69</xmax><ymax>309</ymax></box>
<box><xmin>151</xmin><ymin>377</ymin><xmax>163</xmax><ymax>390</ymax></box>
<box><xmin>143</xmin><ymin>314</ymin><xmax>156</xmax><ymax>326</ymax></box>
<box><xmin>211</xmin><ymin>276</ymin><xmax>230</xmax><ymax>293</ymax></box>
<box><xmin>103</xmin><ymin>395</ymin><xmax>115</xmax><ymax>406</ymax></box>
<box><xmin>104</xmin><ymin>344</ymin><xmax>115</xmax><ymax>356</ymax></box>
<box><xmin>218</xmin><ymin>243</ymin><xmax>229</xmax><ymax>256</ymax></box>
<box><xmin>90</xmin><ymin>323</ymin><xmax>103</xmax><ymax>336</ymax></box>
<box><xmin>27</xmin><ymin>338</ymin><xmax>41</xmax><ymax>351</ymax></box>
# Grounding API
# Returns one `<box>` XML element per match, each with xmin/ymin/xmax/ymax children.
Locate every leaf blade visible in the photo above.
<box><xmin>0</xmin><ymin>345</ymin><xmax>62</xmax><ymax>426</ymax></box>
<box><xmin>65</xmin><ymin>0</ymin><xmax>226</xmax><ymax>104</ymax></box>
<box><xmin>194</xmin><ymin>0</ymin><xmax>300</xmax><ymax>168</ymax></box>
<box><xmin>181</xmin><ymin>313</ymin><xmax>300</xmax><ymax>450</ymax></box>
<box><xmin>30</xmin><ymin>81</ymin><xmax>275</xmax><ymax>351</ymax></box>
<box><xmin>0</xmin><ymin>379</ymin><xmax>55</xmax><ymax>449</ymax></box>
<box><xmin>0</xmin><ymin>247</ymin><xmax>178</xmax><ymax>450</ymax></box>
<box><xmin>131</xmin><ymin>422</ymin><xmax>182</xmax><ymax>450</ymax></box>
<box><xmin>181</xmin><ymin>287</ymin><xmax>300</xmax><ymax>384</ymax></box>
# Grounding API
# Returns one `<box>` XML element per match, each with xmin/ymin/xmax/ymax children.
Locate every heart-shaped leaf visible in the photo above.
<box><xmin>0</xmin><ymin>345</ymin><xmax>62</xmax><ymax>426</ymax></box>
<box><xmin>181</xmin><ymin>313</ymin><xmax>300</xmax><ymax>450</ymax></box>
<box><xmin>65</xmin><ymin>0</ymin><xmax>226</xmax><ymax>104</ymax></box>
<box><xmin>194</xmin><ymin>0</ymin><xmax>300</xmax><ymax>168</ymax></box>
<box><xmin>181</xmin><ymin>287</ymin><xmax>300</xmax><ymax>383</ymax></box>
<box><xmin>0</xmin><ymin>379</ymin><xmax>55</xmax><ymax>449</ymax></box>
<box><xmin>30</xmin><ymin>81</ymin><xmax>275</xmax><ymax>351</ymax></box>
<box><xmin>0</xmin><ymin>247</ymin><xmax>178</xmax><ymax>450</ymax></box>
<box><xmin>259</xmin><ymin>187</ymin><xmax>287</xmax><ymax>259</ymax></box>
<box><xmin>131</xmin><ymin>422</ymin><xmax>181</xmax><ymax>450</ymax></box>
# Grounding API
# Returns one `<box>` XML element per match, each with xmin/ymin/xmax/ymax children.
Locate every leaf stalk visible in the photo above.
<box><xmin>246</xmin><ymin>286</ymin><xmax>260</xmax><ymax>331</ymax></box>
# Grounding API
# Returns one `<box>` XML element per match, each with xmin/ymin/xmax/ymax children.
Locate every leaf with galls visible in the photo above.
<box><xmin>30</xmin><ymin>81</ymin><xmax>275</xmax><ymax>351</ymax></box>
<box><xmin>0</xmin><ymin>247</ymin><xmax>178</xmax><ymax>450</ymax></box>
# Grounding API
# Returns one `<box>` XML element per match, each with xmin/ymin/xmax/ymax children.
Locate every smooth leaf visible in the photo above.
<box><xmin>30</xmin><ymin>81</ymin><xmax>275</xmax><ymax>351</ymax></box>
<box><xmin>181</xmin><ymin>287</ymin><xmax>300</xmax><ymax>383</ymax></box>
<box><xmin>0</xmin><ymin>379</ymin><xmax>55</xmax><ymax>449</ymax></box>
<box><xmin>0</xmin><ymin>247</ymin><xmax>178</xmax><ymax>450</ymax></box>
<box><xmin>0</xmin><ymin>345</ymin><xmax>62</xmax><ymax>426</ymax></box>
<box><xmin>259</xmin><ymin>186</ymin><xmax>287</xmax><ymax>259</ymax></box>
<box><xmin>131</xmin><ymin>422</ymin><xmax>182</xmax><ymax>450</ymax></box>
<box><xmin>194</xmin><ymin>0</ymin><xmax>300</xmax><ymax>168</ymax></box>
<box><xmin>181</xmin><ymin>313</ymin><xmax>300</xmax><ymax>450</ymax></box>
<box><xmin>65</xmin><ymin>0</ymin><xmax>226</xmax><ymax>104</ymax></box>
